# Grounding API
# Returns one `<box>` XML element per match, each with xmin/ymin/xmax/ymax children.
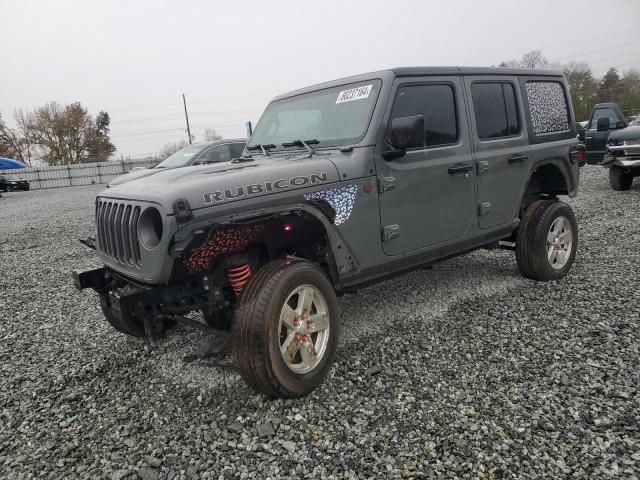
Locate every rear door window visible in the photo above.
<box><xmin>471</xmin><ymin>82</ymin><xmax>520</xmax><ymax>139</ymax></box>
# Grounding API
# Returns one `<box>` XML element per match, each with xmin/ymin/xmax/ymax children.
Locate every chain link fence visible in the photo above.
<box><xmin>0</xmin><ymin>158</ymin><xmax>158</xmax><ymax>190</ymax></box>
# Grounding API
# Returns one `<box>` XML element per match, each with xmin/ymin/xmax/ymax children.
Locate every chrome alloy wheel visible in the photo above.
<box><xmin>278</xmin><ymin>284</ymin><xmax>330</xmax><ymax>374</ymax></box>
<box><xmin>547</xmin><ymin>216</ymin><xmax>573</xmax><ymax>270</ymax></box>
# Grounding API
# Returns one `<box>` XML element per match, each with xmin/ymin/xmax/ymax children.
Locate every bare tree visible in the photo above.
<box><xmin>0</xmin><ymin>113</ymin><xmax>25</xmax><ymax>163</ymax></box>
<box><xmin>564</xmin><ymin>62</ymin><xmax>598</xmax><ymax>121</ymax></box>
<box><xmin>203</xmin><ymin>128</ymin><xmax>222</xmax><ymax>142</ymax></box>
<box><xmin>158</xmin><ymin>140</ymin><xmax>189</xmax><ymax>159</ymax></box>
<box><xmin>501</xmin><ymin>50</ymin><xmax>550</xmax><ymax>69</ymax></box>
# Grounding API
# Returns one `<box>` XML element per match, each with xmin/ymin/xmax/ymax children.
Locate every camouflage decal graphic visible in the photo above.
<box><xmin>304</xmin><ymin>185</ymin><xmax>358</xmax><ymax>225</ymax></box>
<box><xmin>526</xmin><ymin>81</ymin><xmax>570</xmax><ymax>134</ymax></box>
<box><xmin>184</xmin><ymin>225</ymin><xmax>264</xmax><ymax>272</ymax></box>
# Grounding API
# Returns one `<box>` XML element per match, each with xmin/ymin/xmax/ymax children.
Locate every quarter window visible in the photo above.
<box><xmin>471</xmin><ymin>82</ymin><xmax>520</xmax><ymax>139</ymax></box>
<box><xmin>388</xmin><ymin>84</ymin><xmax>458</xmax><ymax>148</ymax></box>
<box><xmin>525</xmin><ymin>81</ymin><xmax>570</xmax><ymax>134</ymax></box>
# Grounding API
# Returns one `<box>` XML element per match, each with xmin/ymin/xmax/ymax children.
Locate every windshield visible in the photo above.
<box><xmin>155</xmin><ymin>144</ymin><xmax>205</xmax><ymax>168</ymax></box>
<box><xmin>248</xmin><ymin>79</ymin><xmax>382</xmax><ymax>150</ymax></box>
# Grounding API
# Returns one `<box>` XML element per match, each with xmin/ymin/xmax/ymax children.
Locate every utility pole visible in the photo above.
<box><xmin>182</xmin><ymin>93</ymin><xmax>192</xmax><ymax>144</ymax></box>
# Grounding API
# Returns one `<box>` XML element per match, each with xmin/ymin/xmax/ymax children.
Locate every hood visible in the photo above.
<box><xmin>608</xmin><ymin>125</ymin><xmax>640</xmax><ymax>142</ymax></box>
<box><xmin>107</xmin><ymin>167</ymin><xmax>164</xmax><ymax>187</ymax></box>
<box><xmin>99</xmin><ymin>154</ymin><xmax>341</xmax><ymax>212</ymax></box>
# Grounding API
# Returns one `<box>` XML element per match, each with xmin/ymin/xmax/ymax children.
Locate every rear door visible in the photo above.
<box><xmin>464</xmin><ymin>76</ymin><xmax>530</xmax><ymax>230</ymax></box>
<box><xmin>375</xmin><ymin>76</ymin><xmax>475</xmax><ymax>255</ymax></box>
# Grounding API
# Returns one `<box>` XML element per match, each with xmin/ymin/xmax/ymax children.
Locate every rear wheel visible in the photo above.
<box><xmin>232</xmin><ymin>259</ymin><xmax>340</xmax><ymax>398</ymax></box>
<box><xmin>516</xmin><ymin>200</ymin><xmax>578</xmax><ymax>281</ymax></box>
<box><xmin>609</xmin><ymin>167</ymin><xmax>633</xmax><ymax>191</ymax></box>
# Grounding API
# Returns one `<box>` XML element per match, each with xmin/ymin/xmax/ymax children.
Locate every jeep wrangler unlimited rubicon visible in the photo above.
<box><xmin>74</xmin><ymin>67</ymin><xmax>581</xmax><ymax>398</ymax></box>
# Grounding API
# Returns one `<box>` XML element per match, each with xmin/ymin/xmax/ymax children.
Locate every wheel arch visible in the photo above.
<box><xmin>520</xmin><ymin>159</ymin><xmax>576</xmax><ymax>210</ymax></box>
<box><xmin>172</xmin><ymin>202</ymin><xmax>356</xmax><ymax>287</ymax></box>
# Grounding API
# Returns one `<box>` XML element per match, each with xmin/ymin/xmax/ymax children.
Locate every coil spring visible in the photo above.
<box><xmin>227</xmin><ymin>263</ymin><xmax>252</xmax><ymax>296</ymax></box>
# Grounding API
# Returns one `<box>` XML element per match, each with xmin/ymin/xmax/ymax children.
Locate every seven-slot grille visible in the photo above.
<box><xmin>96</xmin><ymin>199</ymin><xmax>142</xmax><ymax>267</ymax></box>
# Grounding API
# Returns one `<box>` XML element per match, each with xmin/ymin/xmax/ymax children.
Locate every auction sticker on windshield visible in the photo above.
<box><xmin>336</xmin><ymin>85</ymin><xmax>373</xmax><ymax>104</ymax></box>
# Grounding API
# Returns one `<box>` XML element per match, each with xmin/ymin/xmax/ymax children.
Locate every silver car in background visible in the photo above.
<box><xmin>108</xmin><ymin>138</ymin><xmax>247</xmax><ymax>187</ymax></box>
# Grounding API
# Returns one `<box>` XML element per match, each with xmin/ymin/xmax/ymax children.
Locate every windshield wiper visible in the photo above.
<box><xmin>246</xmin><ymin>143</ymin><xmax>276</xmax><ymax>156</ymax></box>
<box><xmin>282</xmin><ymin>139</ymin><xmax>319</xmax><ymax>157</ymax></box>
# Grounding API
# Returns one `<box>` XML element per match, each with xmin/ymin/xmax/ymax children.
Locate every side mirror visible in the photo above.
<box><xmin>615</xmin><ymin>120</ymin><xmax>626</xmax><ymax>129</ymax></box>
<box><xmin>390</xmin><ymin>115</ymin><xmax>425</xmax><ymax>150</ymax></box>
<box><xmin>596</xmin><ymin>117</ymin><xmax>610</xmax><ymax>132</ymax></box>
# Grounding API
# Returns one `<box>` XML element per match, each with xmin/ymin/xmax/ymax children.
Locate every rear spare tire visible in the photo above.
<box><xmin>232</xmin><ymin>259</ymin><xmax>340</xmax><ymax>398</ymax></box>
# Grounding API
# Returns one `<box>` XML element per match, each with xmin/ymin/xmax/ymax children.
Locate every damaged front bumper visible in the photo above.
<box><xmin>601</xmin><ymin>144</ymin><xmax>640</xmax><ymax>169</ymax></box>
<box><xmin>72</xmin><ymin>266</ymin><xmax>230</xmax><ymax>339</ymax></box>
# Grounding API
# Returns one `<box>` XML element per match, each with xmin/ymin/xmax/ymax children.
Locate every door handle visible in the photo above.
<box><xmin>508</xmin><ymin>154</ymin><xmax>528</xmax><ymax>164</ymax></box>
<box><xmin>448</xmin><ymin>163</ymin><xmax>473</xmax><ymax>175</ymax></box>
<box><xmin>586</xmin><ymin>136</ymin><xmax>593</xmax><ymax>140</ymax></box>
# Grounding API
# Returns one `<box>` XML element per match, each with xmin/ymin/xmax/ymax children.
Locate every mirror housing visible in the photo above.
<box><xmin>615</xmin><ymin>120</ymin><xmax>627</xmax><ymax>129</ymax></box>
<box><xmin>596</xmin><ymin>117</ymin><xmax>610</xmax><ymax>132</ymax></box>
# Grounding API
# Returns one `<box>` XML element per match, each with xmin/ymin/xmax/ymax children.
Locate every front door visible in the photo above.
<box><xmin>585</xmin><ymin>106</ymin><xmax>624</xmax><ymax>164</ymax></box>
<box><xmin>375</xmin><ymin>77</ymin><xmax>475</xmax><ymax>256</ymax></box>
<box><xmin>464</xmin><ymin>76</ymin><xmax>530</xmax><ymax>230</ymax></box>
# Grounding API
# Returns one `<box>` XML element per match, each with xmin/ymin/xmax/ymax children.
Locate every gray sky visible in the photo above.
<box><xmin>1</xmin><ymin>0</ymin><xmax>638</xmax><ymax>158</ymax></box>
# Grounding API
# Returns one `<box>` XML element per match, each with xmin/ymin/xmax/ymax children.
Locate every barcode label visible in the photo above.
<box><xmin>336</xmin><ymin>85</ymin><xmax>373</xmax><ymax>104</ymax></box>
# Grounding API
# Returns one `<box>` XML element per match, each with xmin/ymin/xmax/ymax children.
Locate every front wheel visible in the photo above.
<box><xmin>231</xmin><ymin>259</ymin><xmax>340</xmax><ymax>398</ymax></box>
<box><xmin>609</xmin><ymin>167</ymin><xmax>633</xmax><ymax>191</ymax></box>
<box><xmin>516</xmin><ymin>200</ymin><xmax>578</xmax><ymax>281</ymax></box>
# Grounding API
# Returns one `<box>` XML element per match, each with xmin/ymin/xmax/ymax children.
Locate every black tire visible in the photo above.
<box><xmin>99</xmin><ymin>294</ymin><xmax>146</xmax><ymax>337</ymax></box>
<box><xmin>232</xmin><ymin>259</ymin><xmax>340</xmax><ymax>398</ymax></box>
<box><xmin>609</xmin><ymin>167</ymin><xmax>633</xmax><ymax>191</ymax></box>
<box><xmin>516</xmin><ymin>200</ymin><xmax>578</xmax><ymax>281</ymax></box>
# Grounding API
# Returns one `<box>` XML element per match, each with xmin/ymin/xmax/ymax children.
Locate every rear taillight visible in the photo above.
<box><xmin>571</xmin><ymin>144</ymin><xmax>586</xmax><ymax>167</ymax></box>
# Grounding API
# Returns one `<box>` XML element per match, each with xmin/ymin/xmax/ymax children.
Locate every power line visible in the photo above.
<box><xmin>554</xmin><ymin>40</ymin><xmax>640</xmax><ymax>62</ymax></box>
<box><xmin>111</xmin><ymin>128</ymin><xmax>184</xmax><ymax>138</ymax></box>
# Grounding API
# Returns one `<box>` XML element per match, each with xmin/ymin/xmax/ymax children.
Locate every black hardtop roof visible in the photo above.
<box><xmin>393</xmin><ymin>66</ymin><xmax>564</xmax><ymax>77</ymax></box>
<box><xmin>273</xmin><ymin>67</ymin><xmax>564</xmax><ymax>101</ymax></box>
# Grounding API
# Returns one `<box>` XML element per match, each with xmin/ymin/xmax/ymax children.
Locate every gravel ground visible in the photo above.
<box><xmin>0</xmin><ymin>167</ymin><xmax>639</xmax><ymax>479</ymax></box>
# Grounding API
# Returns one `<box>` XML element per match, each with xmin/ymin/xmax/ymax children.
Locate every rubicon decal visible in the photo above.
<box><xmin>204</xmin><ymin>172</ymin><xmax>328</xmax><ymax>204</ymax></box>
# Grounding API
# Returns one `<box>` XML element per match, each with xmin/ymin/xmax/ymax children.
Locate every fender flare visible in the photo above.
<box><xmin>519</xmin><ymin>157</ymin><xmax>577</xmax><ymax>207</ymax></box>
<box><xmin>170</xmin><ymin>201</ymin><xmax>357</xmax><ymax>286</ymax></box>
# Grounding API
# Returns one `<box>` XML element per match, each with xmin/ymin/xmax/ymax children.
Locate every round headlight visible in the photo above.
<box><xmin>138</xmin><ymin>207</ymin><xmax>163</xmax><ymax>249</ymax></box>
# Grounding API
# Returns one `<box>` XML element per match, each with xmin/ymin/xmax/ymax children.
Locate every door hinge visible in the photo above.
<box><xmin>382</xmin><ymin>224</ymin><xmax>400</xmax><ymax>241</ymax></box>
<box><xmin>477</xmin><ymin>161</ymin><xmax>489</xmax><ymax>175</ymax></box>
<box><xmin>478</xmin><ymin>202</ymin><xmax>492</xmax><ymax>216</ymax></box>
<box><xmin>377</xmin><ymin>176</ymin><xmax>396</xmax><ymax>193</ymax></box>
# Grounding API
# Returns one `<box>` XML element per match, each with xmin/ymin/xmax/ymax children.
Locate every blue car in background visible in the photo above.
<box><xmin>0</xmin><ymin>157</ymin><xmax>27</xmax><ymax>170</ymax></box>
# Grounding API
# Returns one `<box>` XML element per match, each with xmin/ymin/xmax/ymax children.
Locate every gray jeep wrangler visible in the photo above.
<box><xmin>74</xmin><ymin>67</ymin><xmax>581</xmax><ymax>398</ymax></box>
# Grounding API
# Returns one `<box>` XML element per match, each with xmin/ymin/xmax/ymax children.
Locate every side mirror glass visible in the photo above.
<box><xmin>596</xmin><ymin>117</ymin><xmax>610</xmax><ymax>132</ymax></box>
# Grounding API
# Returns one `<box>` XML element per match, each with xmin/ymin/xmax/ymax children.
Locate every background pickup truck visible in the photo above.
<box><xmin>580</xmin><ymin>102</ymin><xmax>639</xmax><ymax>164</ymax></box>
